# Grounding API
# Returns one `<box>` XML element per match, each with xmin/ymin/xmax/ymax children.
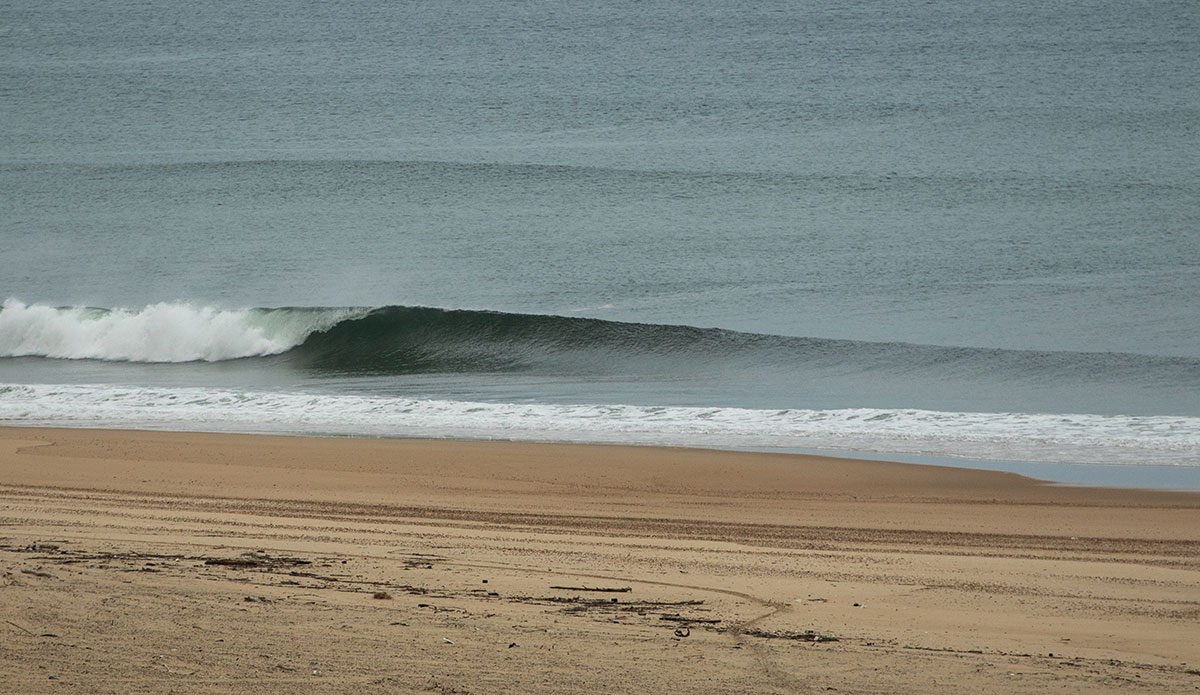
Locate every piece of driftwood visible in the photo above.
<box><xmin>550</xmin><ymin>585</ymin><xmax>632</xmax><ymax>593</ymax></box>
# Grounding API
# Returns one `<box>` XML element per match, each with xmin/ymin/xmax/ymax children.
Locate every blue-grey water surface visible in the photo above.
<box><xmin>2</xmin><ymin>0</ymin><xmax>1198</xmax><ymax>484</ymax></box>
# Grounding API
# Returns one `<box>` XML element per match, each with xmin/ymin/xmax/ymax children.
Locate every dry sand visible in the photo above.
<box><xmin>1</xmin><ymin>426</ymin><xmax>1198</xmax><ymax>693</ymax></box>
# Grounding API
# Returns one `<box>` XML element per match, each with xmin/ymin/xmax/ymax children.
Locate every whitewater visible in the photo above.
<box><xmin>2</xmin><ymin>383</ymin><xmax>1197</xmax><ymax>468</ymax></box>
<box><xmin>0</xmin><ymin>298</ymin><xmax>354</xmax><ymax>362</ymax></box>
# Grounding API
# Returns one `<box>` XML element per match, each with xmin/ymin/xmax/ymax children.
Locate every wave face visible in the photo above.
<box><xmin>285</xmin><ymin>305</ymin><xmax>1200</xmax><ymax>391</ymax></box>
<box><xmin>2</xmin><ymin>383</ymin><xmax>1197</xmax><ymax>467</ymax></box>
<box><xmin>285</xmin><ymin>304</ymin><xmax>794</xmax><ymax>374</ymax></box>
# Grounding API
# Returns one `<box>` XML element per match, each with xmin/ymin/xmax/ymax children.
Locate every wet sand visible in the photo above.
<box><xmin>2</xmin><ymin>427</ymin><xmax>1198</xmax><ymax>693</ymax></box>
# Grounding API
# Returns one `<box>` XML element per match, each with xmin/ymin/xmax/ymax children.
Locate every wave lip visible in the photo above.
<box><xmin>0</xmin><ymin>298</ymin><xmax>356</xmax><ymax>363</ymax></box>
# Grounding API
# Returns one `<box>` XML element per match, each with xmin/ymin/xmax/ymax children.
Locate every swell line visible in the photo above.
<box><xmin>3</xmin><ymin>299</ymin><xmax>1199</xmax><ymax>391</ymax></box>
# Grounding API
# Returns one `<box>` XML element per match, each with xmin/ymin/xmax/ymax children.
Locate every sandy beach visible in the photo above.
<box><xmin>1</xmin><ymin>426</ymin><xmax>1198</xmax><ymax>693</ymax></box>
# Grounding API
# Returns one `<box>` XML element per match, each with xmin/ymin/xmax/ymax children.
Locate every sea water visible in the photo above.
<box><xmin>2</xmin><ymin>0</ymin><xmax>1197</xmax><ymax>486</ymax></box>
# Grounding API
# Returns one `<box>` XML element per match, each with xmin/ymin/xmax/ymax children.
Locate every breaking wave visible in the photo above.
<box><xmin>3</xmin><ymin>299</ymin><xmax>1198</xmax><ymax>393</ymax></box>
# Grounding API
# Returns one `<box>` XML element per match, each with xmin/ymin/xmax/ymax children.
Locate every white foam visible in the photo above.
<box><xmin>2</xmin><ymin>383</ymin><xmax>1196</xmax><ymax>467</ymax></box>
<box><xmin>0</xmin><ymin>299</ymin><xmax>350</xmax><ymax>362</ymax></box>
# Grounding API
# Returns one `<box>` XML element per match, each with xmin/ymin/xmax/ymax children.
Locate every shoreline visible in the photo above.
<box><xmin>2</xmin><ymin>426</ymin><xmax>1198</xmax><ymax>693</ymax></box>
<box><xmin>6</xmin><ymin>421</ymin><xmax>1200</xmax><ymax>491</ymax></box>
<box><xmin>772</xmin><ymin>446</ymin><xmax>1200</xmax><ymax>492</ymax></box>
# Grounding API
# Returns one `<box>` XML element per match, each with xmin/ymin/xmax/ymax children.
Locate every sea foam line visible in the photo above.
<box><xmin>1</xmin><ymin>383</ymin><xmax>1196</xmax><ymax>467</ymax></box>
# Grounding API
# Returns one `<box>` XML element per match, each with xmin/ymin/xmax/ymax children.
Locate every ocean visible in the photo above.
<box><xmin>2</xmin><ymin>0</ymin><xmax>1198</xmax><ymax>486</ymax></box>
